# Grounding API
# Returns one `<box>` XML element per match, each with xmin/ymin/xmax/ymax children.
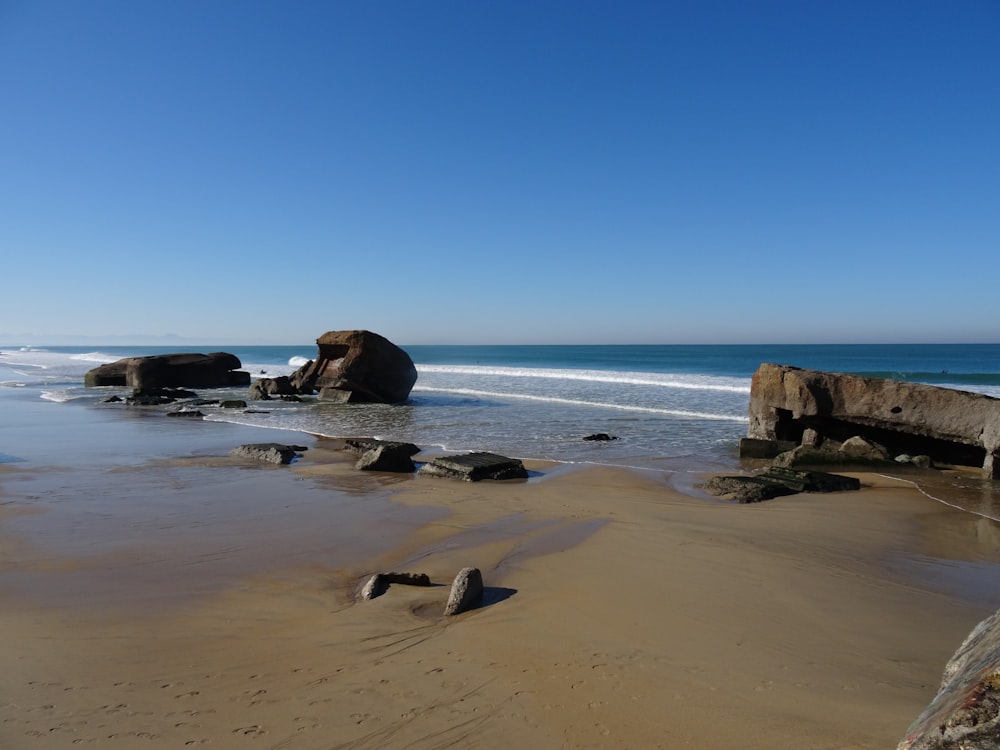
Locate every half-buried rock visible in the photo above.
<box><xmin>360</xmin><ymin>572</ymin><xmax>432</xmax><ymax>600</ymax></box>
<box><xmin>444</xmin><ymin>567</ymin><xmax>484</xmax><ymax>616</ymax></box>
<box><xmin>417</xmin><ymin>452</ymin><xmax>528</xmax><ymax>481</ymax></box>
<box><xmin>229</xmin><ymin>443</ymin><xmax>306</xmax><ymax>465</ymax></box>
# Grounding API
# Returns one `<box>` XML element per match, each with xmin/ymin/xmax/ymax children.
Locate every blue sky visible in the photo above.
<box><xmin>1</xmin><ymin>1</ymin><xmax>997</xmax><ymax>345</ymax></box>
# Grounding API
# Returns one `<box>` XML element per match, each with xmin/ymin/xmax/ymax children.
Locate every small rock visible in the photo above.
<box><xmin>444</xmin><ymin>567</ymin><xmax>484</xmax><ymax>616</ymax></box>
<box><xmin>360</xmin><ymin>572</ymin><xmax>432</xmax><ymax>600</ymax></box>
<box><xmin>583</xmin><ymin>433</ymin><xmax>618</xmax><ymax>441</ymax></box>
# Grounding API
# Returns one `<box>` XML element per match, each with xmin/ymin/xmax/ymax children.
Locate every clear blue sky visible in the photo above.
<box><xmin>1</xmin><ymin>1</ymin><xmax>997</xmax><ymax>345</ymax></box>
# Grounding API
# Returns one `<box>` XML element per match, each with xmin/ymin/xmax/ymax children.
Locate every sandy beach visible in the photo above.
<box><xmin>3</xmin><ymin>429</ymin><xmax>1000</xmax><ymax>750</ymax></box>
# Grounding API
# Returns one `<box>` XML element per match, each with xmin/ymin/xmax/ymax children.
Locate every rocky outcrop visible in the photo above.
<box><xmin>85</xmin><ymin>353</ymin><xmax>251</xmax><ymax>391</ymax></box>
<box><xmin>745</xmin><ymin>364</ymin><xmax>1000</xmax><ymax>478</ymax></box>
<box><xmin>898</xmin><ymin>608</ymin><xmax>1000</xmax><ymax>749</ymax></box>
<box><xmin>286</xmin><ymin>330</ymin><xmax>417</xmax><ymax>404</ymax></box>
<box><xmin>418</xmin><ymin>452</ymin><xmax>529</xmax><ymax>481</ymax></box>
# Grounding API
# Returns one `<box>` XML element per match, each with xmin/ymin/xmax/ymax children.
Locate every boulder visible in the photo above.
<box><xmin>747</xmin><ymin>364</ymin><xmax>1000</xmax><ymax>477</ymax></box>
<box><xmin>898</xmin><ymin>608</ymin><xmax>1000</xmax><ymax>749</ymax></box>
<box><xmin>288</xmin><ymin>330</ymin><xmax>417</xmax><ymax>404</ymax></box>
<box><xmin>444</xmin><ymin>567</ymin><xmax>484</xmax><ymax>616</ymax></box>
<box><xmin>85</xmin><ymin>352</ymin><xmax>250</xmax><ymax>391</ymax></box>
<box><xmin>418</xmin><ymin>452</ymin><xmax>529</xmax><ymax>482</ymax></box>
<box><xmin>229</xmin><ymin>443</ymin><xmax>304</xmax><ymax>465</ymax></box>
<box><xmin>583</xmin><ymin>433</ymin><xmax>619</xmax><ymax>441</ymax></box>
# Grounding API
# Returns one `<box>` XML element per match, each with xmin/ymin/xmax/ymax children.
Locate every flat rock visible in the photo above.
<box><xmin>417</xmin><ymin>452</ymin><xmax>528</xmax><ymax>482</ymax></box>
<box><xmin>701</xmin><ymin>467</ymin><xmax>860</xmax><ymax>503</ymax></box>
<box><xmin>229</xmin><ymin>443</ymin><xmax>302</xmax><ymax>465</ymax></box>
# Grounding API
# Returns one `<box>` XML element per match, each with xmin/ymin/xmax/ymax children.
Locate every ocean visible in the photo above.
<box><xmin>3</xmin><ymin>342</ymin><xmax>1000</xmax><ymax>518</ymax></box>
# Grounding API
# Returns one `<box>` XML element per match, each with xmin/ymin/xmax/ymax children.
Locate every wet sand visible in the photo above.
<box><xmin>2</xmin><ymin>435</ymin><xmax>1000</xmax><ymax>749</ymax></box>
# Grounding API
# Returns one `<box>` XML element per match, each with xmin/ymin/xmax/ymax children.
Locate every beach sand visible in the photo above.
<box><xmin>2</xmin><ymin>436</ymin><xmax>999</xmax><ymax>749</ymax></box>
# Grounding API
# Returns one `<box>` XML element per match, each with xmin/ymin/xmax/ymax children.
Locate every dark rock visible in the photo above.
<box><xmin>738</xmin><ymin>437</ymin><xmax>799</xmax><ymax>459</ymax></box>
<box><xmin>249</xmin><ymin>376</ymin><xmax>296</xmax><ymax>400</ymax></box>
<box><xmin>898</xmin><ymin>607</ymin><xmax>1000</xmax><ymax>749</ymax></box>
<box><xmin>229</xmin><ymin>443</ymin><xmax>301</xmax><ymax>465</ymax></box>
<box><xmin>444</xmin><ymin>567</ymin><xmax>484</xmax><ymax>616</ymax></box>
<box><xmin>220</xmin><ymin>400</ymin><xmax>247</xmax><ymax>409</ymax></box>
<box><xmin>700</xmin><ymin>475</ymin><xmax>799</xmax><ymax>503</ymax></box>
<box><xmin>344</xmin><ymin>438</ymin><xmax>420</xmax><ymax>456</ymax></box>
<box><xmin>760</xmin><ymin>466</ymin><xmax>861</xmax><ymax>493</ymax></box>
<box><xmin>748</xmin><ymin>363</ymin><xmax>1000</xmax><ymax>478</ymax></box>
<box><xmin>126</xmin><ymin>394</ymin><xmax>175</xmax><ymax>406</ymax></box>
<box><xmin>280</xmin><ymin>395</ymin><xmax>302</xmax><ymax>402</ymax></box>
<box><xmin>418</xmin><ymin>452</ymin><xmax>529</xmax><ymax>482</ymax></box>
<box><xmin>360</xmin><ymin>571</ymin><xmax>432</xmax><ymax>600</ymax></box>
<box><xmin>166</xmin><ymin>410</ymin><xmax>205</xmax><ymax>418</ymax></box>
<box><xmin>85</xmin><ymin>352</ymin><xmax>249</xmax><ymax>390</ymax></box>
<box><xmin>101</xmin><ymin>395</ymin><xmax>123</xmax><ymax>403</ymax></box>
<box><xmin>356</xmin><ymin>444</ymin><xmax>418</xmax><ymax>473</ymax></box>
<box><xmin>583</xmin><ymin>433</ymin><xmax>619</xmax><ymax>441</ymax></box>
<box><xmin>289</xmin><ymin>330</ymin><xmax>417</xmax><ymax>403</ymax></box>
<box><xmin>701</xmin><ymin>467</ymin><xmax>860</xmax><ymax>503</ymax></box>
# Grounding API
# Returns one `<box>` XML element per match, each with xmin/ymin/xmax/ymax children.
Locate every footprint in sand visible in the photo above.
<box><xmin>233</xmin><ymin>725</ymin><xmax>266</xmax><ymax>737</ymax></box>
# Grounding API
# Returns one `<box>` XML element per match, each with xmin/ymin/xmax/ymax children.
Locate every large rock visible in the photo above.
<box><xmin>746</xmin><ymin>363</ymin><xmax>1000</xmax><ymax>478</ymax></box>
<box><xmin>85</xmin><ymin>352</ymin><xmax>250</xmax><ymax>391</ymax></box>
<box><xmin>898</xmin><ymin>608</ymin><xmax>1000</xmax><ymax>749</ymax></box>
<box><xmin>288</xmin><ymin>330</ymin><xmax>417</xmax><ymax>404</ymax></box>
<box><xmin>418</xmin><ymin>452</ymin><xmax>529</xmax><ymax>482</ymax></box>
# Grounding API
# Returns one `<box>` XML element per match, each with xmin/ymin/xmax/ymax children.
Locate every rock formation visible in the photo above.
<box><xmin>745</xmin><ymin>363</ymin><xmax>1000</xmax><ymax>478</ymax></box>
<box><xmin>284</xmin><ymin>330</ymin><xmax>417</xmax><ymax>404</ymax></box>
<box><xmin>418</xmin><ymin>452</ymin><xmax>529</xmax><ymax>481</ymax></box>
<box><xmin>85</xmin><ymin>353</ymin><xmax>250</xmax><ymax>391</ymax></box>
<box><xmin>898</xmin><ymin>607</ymin><xmax>1000</xmax><ymax>749</ymax></box>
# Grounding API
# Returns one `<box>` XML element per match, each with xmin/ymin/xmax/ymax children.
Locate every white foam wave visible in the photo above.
<box><xmin>415</xmin><ymin>364</ymin><xmax>751</xmax><ymax>393</ymax></box>
<box><xmin>412</xmin><ymin>386</ymin><xmax>748</xmax><ymax>422</ymax></box>
<box><xmin>40</xmin><ymin>389</ymin><xmax>77</xmax><ymax>403</ymax></box>
<box><xmin>288</xmin><ymin>356</ymin><xmax>311</xmax><ymax>367</ymax></box>
<box><xmin>68</xmin><ymin>351</ymin><xmax>122</xmax><ymax>364</ymax></box>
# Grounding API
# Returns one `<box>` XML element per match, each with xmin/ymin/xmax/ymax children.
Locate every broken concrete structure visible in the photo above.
<box><xmin>286</xmin><ymin>330</ymin><xmax>417</xmax><ymax>404</ymax></box>
<box><xmin>745</xmin><ymin>363</ymin><xmax>1000</xmax><ymax>478</ymax></box>
<box><xmin>84</xmin><ymin>352</ymin><xmax>251</xmax><ymax>391</ymax></box>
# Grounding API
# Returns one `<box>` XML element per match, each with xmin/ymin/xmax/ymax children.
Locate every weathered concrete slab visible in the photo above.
<box><xmin>85</xmin><ymin>352</ymin><xmax>250</xmax><ymax>390</ymax></box>
<box><xmin>417</xmin><ymin>452</ymin><xmax>528</xmax><ymax>482</ymax></box>
<box><xmin>748</xmin><ymin>363</ymin><xmax>1000</xmax><ymax>477</ymax></box>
